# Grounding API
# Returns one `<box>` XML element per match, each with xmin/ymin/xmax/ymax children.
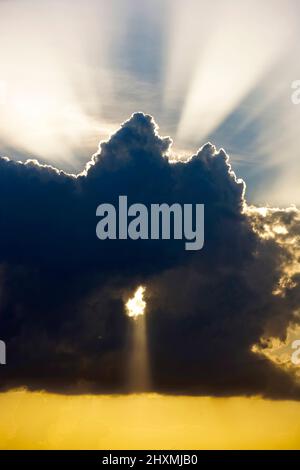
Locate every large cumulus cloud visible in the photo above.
<box><xmin>0</xmin><ymin>112</ymin><xmax>300</xmax><ymax>398</ymax></box>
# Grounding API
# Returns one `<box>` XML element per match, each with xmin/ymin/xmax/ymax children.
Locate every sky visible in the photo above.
<box><xmin>1</xmin><ymin>0</ymin><xmax>300</xmax><ymax>450</ymax></box>
<box><xmin>1</xmin><ymin>0</ymin><xmax>300</xmax><ymax>204</ymax></box>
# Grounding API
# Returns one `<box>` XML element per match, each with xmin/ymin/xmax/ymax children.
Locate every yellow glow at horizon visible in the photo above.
<box><xmin>126</xmin><ymin>286</ymin><xmax>146</xmax><ymax>319</ymax></box>
<box><xmin>1</xmin><ymin>391</ymin><xmax>300</xmax><ymax>449</ymax></box>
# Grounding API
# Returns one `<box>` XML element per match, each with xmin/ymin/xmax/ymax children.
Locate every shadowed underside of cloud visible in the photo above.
<box><xmin>0</xmin><ymin>113</ymin><xmax>300</xmax><ymax>399</ymax></box>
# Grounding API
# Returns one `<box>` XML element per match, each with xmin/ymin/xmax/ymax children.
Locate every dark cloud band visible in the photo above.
<box><xmin>0</xmin><ymin>113</ymin><xmax>299</xmax><ymax>398</ymax></box>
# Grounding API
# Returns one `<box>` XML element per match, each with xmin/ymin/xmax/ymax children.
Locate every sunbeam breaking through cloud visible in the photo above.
<box><xmin>1</xmin><ymin>0</ymin><xmax>300</xmax><ymax>204</ymax></box>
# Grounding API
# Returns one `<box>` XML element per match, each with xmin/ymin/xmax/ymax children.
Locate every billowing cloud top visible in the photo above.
<box><xmin>0</xmin><ymin>113</ymin><xmax>299</xmax><ymax>398</ymax></box>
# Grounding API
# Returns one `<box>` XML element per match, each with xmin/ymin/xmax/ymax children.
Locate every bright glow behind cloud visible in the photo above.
<box><xmin>126</xmin><ymin>286</ymin><xmax>146</xmax><ymax>319</ymax></box>
<box><xmin>1</xmin><ymin>0</ymin><xmax>300</xmax><ymax>204</ymax></box>
<box><xmin>0</xmin><ymin>0</ymin><xmax>122</xmax><ymax>164</ymax></box>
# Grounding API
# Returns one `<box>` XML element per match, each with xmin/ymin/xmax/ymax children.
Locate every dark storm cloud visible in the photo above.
<box><xmin>0</xmin><ymin>113</ymin><xmax>300</xmax><ymax>398</ymax></box>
